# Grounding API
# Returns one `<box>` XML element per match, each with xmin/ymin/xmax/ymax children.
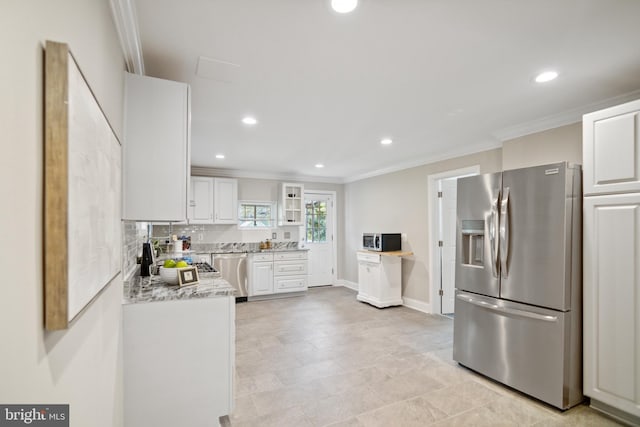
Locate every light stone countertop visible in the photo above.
<box><xmin>123</xmin><ymin>273</ymin><xmax>236</xmax><ymax>305</ymax></box>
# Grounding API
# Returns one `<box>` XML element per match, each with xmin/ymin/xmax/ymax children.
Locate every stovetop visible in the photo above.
<box><xmin>192</xmin><ymin>262</ymin><xmax>218</xmax><ymax>273</ymax></box>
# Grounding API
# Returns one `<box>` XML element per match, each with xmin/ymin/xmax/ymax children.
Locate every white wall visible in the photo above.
<box><xmin>0</xmin><ymin>2</ymin><xmax>125</xmax><ymax>425</ymax></box>
<box><xmin>344</xmin><ymin>149</ymin><xmax>502</xmax><ymax>305</ymax></box>
<box><xmin>502</xmin><ymin>122</ymin><xmax>582</xmax><ymax>169</ymax></box>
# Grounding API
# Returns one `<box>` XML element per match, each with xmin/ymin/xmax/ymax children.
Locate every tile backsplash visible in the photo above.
<box><xmin>122</xmin><ymin>221</ymin><xmax>149</xmax><ymax>279</ymax></box>
<box><xmin>152</xmin><ymin>223</ymin><xmax>300</xmax><ymax>245</ymax></box>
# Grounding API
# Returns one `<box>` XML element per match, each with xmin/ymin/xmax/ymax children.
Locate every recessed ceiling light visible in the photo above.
<box><xmin>380</xmin><ymin>138</ymin><xmax>393</xmax><ymax>145</ymax></box>
<box><xmin>242</xmin><ymin>116</ymin><xmax>257</xmax><ymax>125</ymax></box>
<box><xmin>215</xmin><ymin>154</ymin><xmax>225</xmax><ymax>159</ymax></box>
<box><xmin>331</xmin><ymin>0</ymin><xmax>358</xmax><ymax>14</ymax></box>
<box><xmin>534</xmin><ymin>70</ymin><xmax>558</xmax><ymax>83</ymax></box>
<box><xmin>315</xmin><ymin>163</ymin><xmax>325</xmax><ymax>168</ymax></box>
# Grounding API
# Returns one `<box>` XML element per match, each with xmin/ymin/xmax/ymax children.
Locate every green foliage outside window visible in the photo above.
<box><xmin>238</xmin><ymin>202</ymin><xmax>274</xmax><ymax>228</ymax></box>
<box><xmin>306</xmin><ymin>200</ymin><xmax>327</xmax><ymax>242</ymax></box>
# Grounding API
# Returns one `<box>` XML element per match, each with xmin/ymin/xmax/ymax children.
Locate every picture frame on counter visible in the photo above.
<box><xmin>178</xmin><ymin>267</ymin><xmax>199</xmax><ymax>286</ymax></box>
<box><xmin>44</xmin><ymin>40</ymin><xmax>122</xmax><ymax>330</ymax></box>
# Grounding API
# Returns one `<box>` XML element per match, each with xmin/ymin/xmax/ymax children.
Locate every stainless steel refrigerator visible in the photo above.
<box><xmin>453</xmin><ymin>162</ymin><xmax>583</xmax><ymax>410</ymax></box>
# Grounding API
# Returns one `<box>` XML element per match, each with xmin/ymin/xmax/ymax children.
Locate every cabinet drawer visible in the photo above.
<box><xmin>274</xmin><ymin>275</ymin><xmax>308</xmax><ymax>293</ymax></box>
<box><xmin>274</xmin><ymin>251</ymin><xmax>307</xmax><ymax>261</ymax></box>
<box><xmin>274</xmin><ymin>261</ymin><xmax>307</xmax><ymax>276</ymax></box>
<box><xmin>357</xmin><ymin>252</ymin><xmax>381</xmax><ymax>263</ymax></box>
<box><xmin>250</xmin><ymin>253</ymin><xmax>274</xmax><ymax>262</ymax></box>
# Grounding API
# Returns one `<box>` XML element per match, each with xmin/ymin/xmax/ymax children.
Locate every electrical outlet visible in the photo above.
<box><xmin>272</xmin><ymin>232</ymin><xmax>277</xmax><ymax>239</ymax></box>
<box><xmin>284</xmin><ymin>231</ymin><xmax>291</xmax><ymax>239</ymax></box>
<box><xmin>198</xmin><ymin>233</ymin><xmax>204</xmax><ymax>241</ymax></box>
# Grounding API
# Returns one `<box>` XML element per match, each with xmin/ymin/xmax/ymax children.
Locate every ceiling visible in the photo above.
<box><xmin>131</xmin><ymin>0</ymin><xmax>640</xmax><ymax>182</ymax></box>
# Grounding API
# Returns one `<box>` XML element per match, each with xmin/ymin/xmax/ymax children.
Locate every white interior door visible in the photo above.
<box><xmin>440</xmin><ymin>178</ymin><xmax>458</xmax><ymax>314</ymax></box>
<box><xmin>304</xmin><ymin>192</ymin><xmax>335</xmax><ymax>287</ymax></box>
<box><xmin>428</xmin><ymin>165</ymin><xmax>479</xmax><ymax>315</ymax></box>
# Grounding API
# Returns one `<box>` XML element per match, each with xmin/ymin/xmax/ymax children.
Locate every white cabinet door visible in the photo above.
<box><xmin>123</xmin><ymin>296</ymin><xmax>234</xmax><ymax>426</ymax></box>
<box><xmin>583</xmin><ymin>99</ymin><xmax>640</xmax><ymax>196</ymax></box>
<box><xmin>280</xmin><ymin>183</ymin><xmax>304</xmax><ymax>225</ymax></box>
<box><xmin>123</xmin><ymin>73</ymin><xmax>190</xmax><ymax>221</ymax></box>
<box><xmin>213</xmin><ymin>178</ymin><xmax>238</xmax><ymax>224</ymax></box>
<box><xmin>250</xmin><ymin>262</ymin><xmax>273</xmax><ymax>295</ymax></box>
<box><xmin>357</xmin><ymin>261</ymin><xmax>379</xmax><ymax>299</ymax></box>
<box><xmin>188</xmin><ymin>177</ymin><xmax>213</xmax><ymax>224</ymax></box>
<box><xmin>584</xmin><ymin>193</ymin><xmax>640</xmax><ymax>418</ymax></box>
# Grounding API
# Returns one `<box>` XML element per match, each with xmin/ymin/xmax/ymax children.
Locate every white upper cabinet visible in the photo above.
<box><xmin>213</xmin><ymin>178</ymin><xmax>238</xmax><ymax>224</ymax></box>
<box><xmin>123</xmin><ymin>73</ymin><xmax>190</xmax><ymax>221</ymax></box>
<box><xmin>187</xmin><ymin>177</ymin><xmax>237</xmax><ymax>224</ymax></box>
<box><xmin>583</xmin><ymin>99</ymin><xmax>640</xmax><ymax>196</ymax></box>
<box><xmin>280</xmin><ymin>183</ymin><xmax>304</xmax><ymax>226</ymax></box>
<box><xmin>188</xmin><ymin>176</ymin><xmax>214</xmax><ymax>224</ymax></box>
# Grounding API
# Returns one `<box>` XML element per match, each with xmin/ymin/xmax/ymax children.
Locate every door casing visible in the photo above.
<box><xmin>428</xmin><ymin>165</ymin><xmax>480</xmax><ymax>314</ymax></box>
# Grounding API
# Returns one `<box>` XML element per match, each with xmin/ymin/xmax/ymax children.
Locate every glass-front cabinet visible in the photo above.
<box><xmin>280</xmin><ymin>183</ymin><xmax>304</xmax><ymax>225</ymax></box>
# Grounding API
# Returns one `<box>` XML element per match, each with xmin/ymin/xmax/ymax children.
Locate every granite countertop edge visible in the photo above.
<box><xmin>123</xmin><ymin>274</ymin><xmax>236</xmax><ymax>305</ymax></box>
<box><xmin>190</xmin><ymin>248</ymin><xmax>310</xmax><ymax>254</ymax></box>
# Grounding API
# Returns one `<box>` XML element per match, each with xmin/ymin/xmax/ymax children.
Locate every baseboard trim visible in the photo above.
<box><xmin>335</xmin><ymin>279</ymin><xmax>358</xmax><ymax>291</ymax></box>
<box><xmin>590</xmin><ymin>399</ymin><xmax>640</xmax><ymax>426</ymax></box>
<box><xmin>334</xmin><ymin>282</ymin><xmax>433</xmax><ymax>314</ymax></box>
<box><xmin>402</xmin><ymin>297</ymin><xmax>432</xmax><ymax>314</ymax></box>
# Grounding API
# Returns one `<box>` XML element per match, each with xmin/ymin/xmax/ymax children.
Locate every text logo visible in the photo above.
<box><xmin>0</xmin><ymin>405</ymin><xmax>68</xmax><ymax>426</ymax></box>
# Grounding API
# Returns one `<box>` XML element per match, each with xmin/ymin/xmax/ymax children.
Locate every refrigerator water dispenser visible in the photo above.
<box><xmin>461</xmin><ymin>220</ymin><xmax>484</xmax><ymax>267</ymax></box>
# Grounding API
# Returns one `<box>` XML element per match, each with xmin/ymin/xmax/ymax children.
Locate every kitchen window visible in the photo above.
<box><xmin>238</xmin><ymin>201</ymin><xmax>275</xmax><ymax>229</ymax></box>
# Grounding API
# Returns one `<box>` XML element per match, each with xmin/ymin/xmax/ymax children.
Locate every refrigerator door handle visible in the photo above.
<box><xmin>499</xmin><ymin>186</ymin><xmax>510</xmax><ymax>278</ymax></box>
<box><xmin>489</xmin><ymin>195</ymin><xmax>500</xmax><ymax>278</ymax></box>
<box><xmin>456</xmin><ymin>293</ymin><xmax>558</xmax><ymax>322</ymax></box>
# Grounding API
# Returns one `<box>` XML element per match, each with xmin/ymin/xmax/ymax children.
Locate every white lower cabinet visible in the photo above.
<box><xmin>123</xmin><ymin>296</ymin><xmax>235</xmax><ymax>427</ymax></box>
<box><xmin>248</xmin><ymin>251</ymin><xmax>308</xmax><ymax>296</ymax></box>
<box><xmin>583</xmin><ymin>193</ymin><xmax>640</xmax><ymax>423</ymax></box>
<box><xmin>248</xmin><ymin>253</ymin><xmax>274</xmax><ymax>296</ymax></box>
<box><xmin>357</xmin><ymin>251</ymin><xmax>403</xmax><ymax>308</ymax></box>
<box><xmin>274</xmin><ymin>252</ymin><xmax>308</xmax><ymax>293</ymax></box>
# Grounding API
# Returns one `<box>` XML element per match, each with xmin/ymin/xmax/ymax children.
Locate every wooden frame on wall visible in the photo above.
<box><xmin>44</xmin><ymin>41</ymin><xmax>122</xmax><ymax>330</ymax></box>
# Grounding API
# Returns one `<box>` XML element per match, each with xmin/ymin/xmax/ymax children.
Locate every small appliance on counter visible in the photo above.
<box><xmin>362</xmin><ymin>233</ymin><xmax>401</xmax><ymax>252</ymax></box>
<box><xmin>140</xmin><ymin>242</ymin><xmax>154</xmax><ymax>277</ymax></box>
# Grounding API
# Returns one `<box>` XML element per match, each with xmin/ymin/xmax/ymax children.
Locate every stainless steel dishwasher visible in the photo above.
<box><xmin>213</xmin><ymin>253</ymin><xmax>248</xmax><ymax>301</ymax></box>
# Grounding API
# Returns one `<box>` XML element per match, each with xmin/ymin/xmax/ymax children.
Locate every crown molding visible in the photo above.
<box><xmin>190</xmin><ymin>166</ymin><xmax>346</xmax><ymax>184</ymax></box>
<box><xmin>493</xmin><ymin>89</ymin><xmax>640</xmax><ymax>142</ymax></box>
<box><xmin>343</xmin><ymin>139</ymin><xmax>502</xmax><ymax>183</ymax></box>
<box><xmin>110</xmin><ymin>0</ymin><xmax>145</xmax><ymax>74</ymax></box>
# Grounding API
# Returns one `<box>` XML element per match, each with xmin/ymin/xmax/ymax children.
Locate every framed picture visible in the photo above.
<box><xmin>178</xmin><ymin>267</ymin><xmax>200</xmax><ymax>286</ymax></box>
<box><xmin>44</xmin><ymin>41</ymin><xmax>121</xmax><ymax>330</ymax></box>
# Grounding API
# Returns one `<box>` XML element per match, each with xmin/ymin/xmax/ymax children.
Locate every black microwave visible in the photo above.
<box><xmin>363</xmin><ymin>233</ymin><xmax>401</xmax><ymax>252</ymax></box>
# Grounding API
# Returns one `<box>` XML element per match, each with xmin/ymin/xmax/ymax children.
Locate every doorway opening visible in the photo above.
<box><xmin>428</xmin><ymin>166</ymin><xmax>480</xmax><ymax>315</ymax></box>
<box><xmin>303</xmin><ymin>191</ymin><xmax>337</xmax><ymax>287</ymax></box>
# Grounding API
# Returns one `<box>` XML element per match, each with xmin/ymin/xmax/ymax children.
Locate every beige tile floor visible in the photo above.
<box><xmin>223</xmin><ymin>286</ymin><xmax>622</xmax><ymax>427</ymax></box>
